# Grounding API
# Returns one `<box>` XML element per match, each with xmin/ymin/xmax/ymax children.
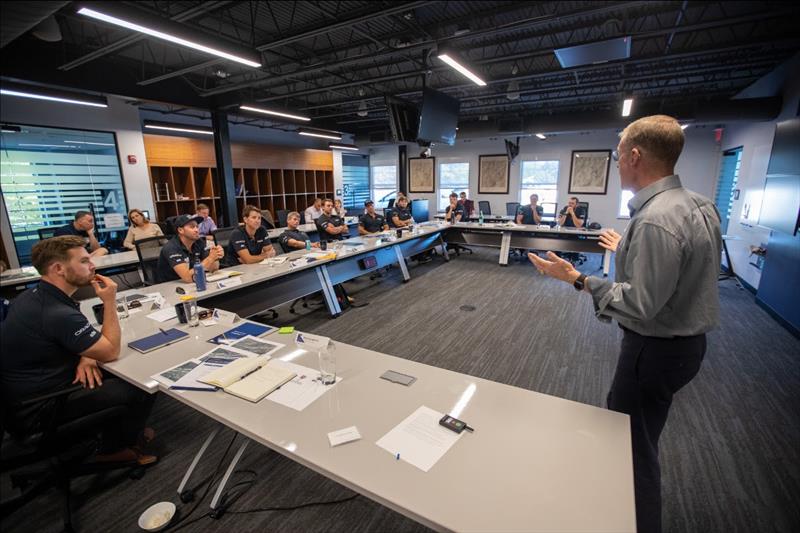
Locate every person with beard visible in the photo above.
<box><xmin>1</xmin><ymin>236</ymin><xmax>157</xmax><ymax>465</ymax></box>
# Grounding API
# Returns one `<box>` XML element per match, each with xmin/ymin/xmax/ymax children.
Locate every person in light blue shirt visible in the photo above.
<box><xmin>194</xmin><ymin>203</ymin><xmax>217</xmax><ymax>237</ymax></box>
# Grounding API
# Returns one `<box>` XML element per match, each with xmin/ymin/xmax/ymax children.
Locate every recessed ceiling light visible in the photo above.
<box><xmin>622</xmin><ymin>98</ymin><xmax>633</xmax><ymax>117</ymax></box>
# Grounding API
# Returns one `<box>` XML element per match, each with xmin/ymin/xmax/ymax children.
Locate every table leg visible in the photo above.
<box><xmin>438</xmin><ymin>234</ymin><xmax>450</xmax><ymax>261</ymax></box>
<box><xmin>499</xmin><ymin>232</ymin><xmax>512</xmax><ymax>266</ymax></box>
<box><xmin>603</xmin><ymin>250</ymin><xmax>611</xmax><ymax>277</ymax></box>
<box><xmin>317</xmin><ymin>265</ymin><xmax>342</xmax><ymax>316</ymax></box>
<box><xmin>177</xmin><ymin>426</ymin><xmax>220</xmax><ymax>497</ymax></box>
<box><xmin>210</xmin><ymin>439</ymin><xmax>250</xmax><ymax>510</ymax></box>
<box><xmin>393</xmin><ymin>245</ymin><xmax>411</xmax><ymax>281</ymax></box>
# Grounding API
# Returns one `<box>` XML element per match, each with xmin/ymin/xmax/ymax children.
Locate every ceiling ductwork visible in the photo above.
<box><xmin>0</xmin><ymin>1</ymin><xmax>68</xmax><ymax>49</ymax></box>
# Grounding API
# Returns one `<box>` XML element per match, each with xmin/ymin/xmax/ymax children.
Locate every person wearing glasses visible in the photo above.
<box><xmin>530</xmin><ymin>114</ymin><xmax>721</xmax><ymax>533</ymax></box>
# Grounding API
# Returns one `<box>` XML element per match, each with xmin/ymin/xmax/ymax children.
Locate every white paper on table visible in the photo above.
<box><xmin>375</xmin><ymin>405</ymin><xmax>463</xmax><ymax>472</ymax></box>
<box><xmin>266</xmin><ymin>361</ymin><xmax>341</xmax><ymax>411</ymax></box>
<box><xmin>328</xmin><ymin>426</ymin><xmax>361</xmax><ymax>447</ymax></box>
<box><xmin>260</xmin><ymin>256</ymin><xmax>287</xmax><ymax>265</ymax></box>
<box><xmin>146</xmin><ymin>307</ymin><xmax>177</xmax><ymax>322</ymax></box>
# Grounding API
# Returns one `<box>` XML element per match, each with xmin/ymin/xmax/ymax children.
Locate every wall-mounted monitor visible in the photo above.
<box><xmin>385</xmin><ymin>95</ymin><xmax>419</xmax><ymax>143</ymax></box>
<box><xmin>417</xmin><ymin>88</ymin><xmax>460</xmax><ymax>146</ymax></box>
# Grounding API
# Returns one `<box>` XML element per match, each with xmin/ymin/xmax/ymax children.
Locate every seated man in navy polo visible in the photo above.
<box><xmin>54</xmin><ymin>210</ymin><xmax>109</xmax><ymax>257</ymax></box>
<box><xmin>227</xmin><ymin>205</ymin><xmax>277</xmax><ymax>265</ymax></box>
<box><xmin>516</xmin><ymin>193</ymin><xmax>544</xmax><ymax>225</ymax></box>
<box><xmin>155</xmin><ymin>214</ymin><xmax>224</xmax><ymax>283</ymax></box>
<box><xmin>390</xmin><ymin>195</ymin><xmax>413</xmax><ymax>228</ymax></box>
<box><xmin>444</xmin><ymin>192</ymin><xmax>465</xmax><ymax>223</ymax></box>
<box><xmin>1</xmin><ymin>236</ymin><xmax>156</xmax><ymax>465</ymax></box>
<box><xmin>358</xmin><ymin>200</ymin><xmax>389</xmax><ymax>235</ymax></box>
<box><xmin>279</xmin><ymin>211</ymin><xmax>320</xmax><ymax>253</ymax></box>
<box><xmin>558</xmin><ymin>196</ymin><xmax>586</xmax><ymax>228</ymax></box>
<box><xmin>315</xmin><ymin>199</ymin><xmax>349</xmax><ymax>242</ymax></box>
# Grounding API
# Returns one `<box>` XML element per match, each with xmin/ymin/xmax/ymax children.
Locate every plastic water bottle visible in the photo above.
<box><xmin>478</xmin><ymin>210</ymin><xmax>484</xmax><ymax>225</ymax></box>
<box><xmin>305</xmin><ymin>239</ymin><xmax>312</xmax><ymax>251</ymax></box>
<box><xmin>193</xmin><ymin>254</ymin><xmax>207</xmax><ymax>291</ymax></box>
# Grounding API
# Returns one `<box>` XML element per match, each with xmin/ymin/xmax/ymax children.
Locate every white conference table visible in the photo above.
<box><xmin>0</xmin><ymin>250</ymin><xmax>142</xmax><ymax>290</ymax></box>
<box><xmin>73</xmin><ymin>220</ymin><xmax>635</xmax><ymax>532</ymax></box>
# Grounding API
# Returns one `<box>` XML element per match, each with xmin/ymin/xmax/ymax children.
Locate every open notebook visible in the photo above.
<box><xmin>198</xmin><ymin>356</ymin><xmax>296</xmax><ymax>402</ymax></box>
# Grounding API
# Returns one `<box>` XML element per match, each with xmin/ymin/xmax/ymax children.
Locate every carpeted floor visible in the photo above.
<box><xmin>2</xmin><ymin>248</ymin><xmax>798</xmax><ymax>532</ymax></box>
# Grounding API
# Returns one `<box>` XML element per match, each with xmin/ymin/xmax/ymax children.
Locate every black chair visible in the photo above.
<box><xmin>134</xmin><ymin>236</ymin><xmax>169</xmax><ymax>286</ymax></box>
<box><xmin>163</xmin><ymin>215</ymin><xmax>182</xmax><ymax>236</ymax></box>
<box><xmin>506</xmin><ymin>202</ymin><xmax>521</xmax><ymax>217</ymax></box>
<box><xmin>155</xmin><ymin>221</ymin><xmax>173</xmax><ymax>236</ymax></box>
<box><xmin>387</xmin><ymin>199</ymin><xmax>395</xmax><ymax>209</ymax></box>
<box><xmin>259</xmin><ymin>210</ymin><xmax>276</xmax><ymax>230</ymax></box>
<box><xmin>36</xmin><ymin>227</ymin><xmax>58</xmax><ymax>240</ymax></box>
<box><xmin>1</xmin><ymin>385</ymin><xmax>147</xmax><ymax>531</ymax></box>
<box><xmin>577</xmin><ymin>201</ymin><xmax>590</xmax><ymax>225</ymax></box>
<box><xmin>211</xmin><ymin>226</ymin><xmax>238</xmax><ymax>250</ymax></box>
<box><xmin>463</xmin><ymin>199</ymin><xmax>475</xmax><ymax>218</ymax></box>
<box><xmin>276</xmin><ymin>210</ymin><xmax>290</xmax><ymax>228</ymax></box>
<box><xmin>478</xmin><ymin>200</ymin><xmax>492</xmax><ymax>215</ymax></box>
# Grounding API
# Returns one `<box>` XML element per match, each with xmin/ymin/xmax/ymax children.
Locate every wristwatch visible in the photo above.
<box><xmin>573</xmin><ymin>273</ymin><xmax>587</xmax><ymax>291</ymax></box>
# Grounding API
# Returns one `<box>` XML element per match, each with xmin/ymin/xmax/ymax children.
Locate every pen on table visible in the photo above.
<box><xmin>396</xmin><ymin>452</ymin><xmax>400</xmax><ymax>460</ymax></box>
<box><xmin>159</xmin><ymin>328</ymin><xmax>169</xmax><ymax>335</ymax></box>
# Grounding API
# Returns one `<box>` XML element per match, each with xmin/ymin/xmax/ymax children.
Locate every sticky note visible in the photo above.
<box><xmin>279</xmin><ymin>326</ymin><xmax>294</xmax><ymax>334</ymax></box>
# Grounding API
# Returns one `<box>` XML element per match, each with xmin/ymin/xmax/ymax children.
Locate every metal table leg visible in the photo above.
<box><xmin>177</xmin><ymin>426</ymin><xmax>220</xmax><ymax>497</ymax></box>
<box><xmin>210</xmin><ymin>439</ymin><xmax>250</xmax><ymax>510</ymax></box>
<box><xmin>393</xmin><ymin>245</ymin><xmax>411</xmax><ymax>281</ymax></box>
<box><xmin>602</xmin><ymin>250</ymin><xmax>611</xmax><ymax>277</ymax></box>
<box><xmin>317</xmin><ymin>265</ymin><xmax>342</xmax><ymax>316</ymax></box>
<box><xmin>499</xmin><ymin>232</ymin><xmax>512</xmax><ymax>266</ymax></box>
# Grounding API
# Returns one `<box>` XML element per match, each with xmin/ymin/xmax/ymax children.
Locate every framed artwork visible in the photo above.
<box><xmin>478</xmin><ymin>154</ymin><xmax>509</xmax><ymax>194</ymax></box>
<box><xmin>568</xmin><ymin>150</ymin><xmax>611</xmax><ymax>195</ymax></box>
<box><xmin>409</xmin><ymin>157</ymin><xmax>435</xmax><ymax>193</ymax></box>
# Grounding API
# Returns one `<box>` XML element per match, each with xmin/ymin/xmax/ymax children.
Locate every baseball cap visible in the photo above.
<box><xmin>364</xmin><ymin>200</ymin><xmax>374</xmax><ymax>207</ymax></box>
<box><xmin>173</xmin><ymin>214</ymin><xmax>204</xmax><ymax>228</ymax></box>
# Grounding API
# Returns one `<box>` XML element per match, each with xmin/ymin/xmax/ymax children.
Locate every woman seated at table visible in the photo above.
<box><xmin>333</xmin><ymin>198</ymin><xmax>347</xmax><ymax>218</ymax></box>
<box><xmin>123</xmin><ymin>208</ymin><xmax>164</xmax><ymax>250</ymax></box>
<box><xmin>226</xmin><ymin>205</ymin><xmax>277</xmax><ymax>265</ymax></box>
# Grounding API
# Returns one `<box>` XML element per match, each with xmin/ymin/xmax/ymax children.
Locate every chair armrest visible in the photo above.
<box><xmin>17</xmin><ymin>384</ymin><xmax>84</xmax><ymax>408</ymax></box>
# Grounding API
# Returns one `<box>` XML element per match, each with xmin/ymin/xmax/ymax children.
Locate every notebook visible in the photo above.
<box><xmin>208</xmin><ymin>322</ymin><xmax>275</xmax><ymax>345</ymax></box>
<box><xmin>198</xmin><ymin>357</ymin><xmax>296</xmax><ymax>403</ymax></box>
<box><xmin>128</xmin><ymin>328</ymin><xmax>189</xmax><ymax>354</ymax></box>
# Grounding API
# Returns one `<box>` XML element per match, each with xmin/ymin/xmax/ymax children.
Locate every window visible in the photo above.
<box><xmin>371</xmin><ymin>165</ymin><xmax>396</xmax><ymax>209</ymax></box>
<box><xmin>520</xmin><ymin>160</ymin><xmax>559</xmax><ymax>219</ymax></box>
<box><xmin>1</xmin><ymin>124</ymin><xmax>128</xmax><ymax>265</ymax></box>
<box><xmin>618</xmin><ymin>189</ymin><xmax>635</xmax><ymax>218</ymax></box>
<box><xmin>341</xmin><ymin>154</ymin><xmax>370</xmax><ymax>211</ymax></box>
<box><xmin>438</xmin><ymin>162</ymin><xmax>469</xmax><ymax>211</ymax></box>
<box><xmin>714</xmin><ymin>147</ymin><xmax>742</xmax><ymax>234</ymax></box>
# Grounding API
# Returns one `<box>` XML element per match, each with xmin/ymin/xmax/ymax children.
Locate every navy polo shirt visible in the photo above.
<box><xmin>278</xmin><ymin>229</ymin><xmax>311</xmax><ymax>253</ymax></box>
<box><xmin>517</xmin><ymin>204</ymin><xmax>544</xmax><ymax>225</ymax></box>
<box><xmin>155</xmin><ymin>236</ymin><xmax>209</xmax><ymax>283</ymax></box>
<box><xmin>359</xmin><ymin>212</ymin><xmax>387</xmax><ymax>233</ymax></box>
<box><xmin>53</xmin><ymin>223</ymin><xmax>91</xmax><ymax>250</ymax></box>
<box><xmin>227</xmin><ymin>226</ymin><xmax>270</xmax><ymax>264</ymax></box>
<box><xmin>559</xmin><ymin>206</ymin><xmax>586</xmax><ymax>227</ymax></box>
<box><xmin>445</xmin><ymin>203</ymin><xmax>465</xmax><ymax>222</ymax></box>
<box><xmin>391</xmin><ymin>206</ymin><xmax>412</xmax><ymax>227</ymax></box>
<box><xmin>0</xmin><ymin>281</ymin><xmax>101</xmax><ymax>401</ymax></box>
<box><xmin>316</xmin><ymin>213</ymin><xmax>348</xmax><ymax>241</ymax></box>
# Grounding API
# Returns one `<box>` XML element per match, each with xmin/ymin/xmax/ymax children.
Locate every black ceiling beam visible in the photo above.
<box><xmin>58</xmin><ymin>1</ymin><xmax>233</xmax><ymax>71</ymax></box>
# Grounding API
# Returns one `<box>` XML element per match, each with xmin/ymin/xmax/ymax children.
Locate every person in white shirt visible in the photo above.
<box><xmin>304</xmin><ymin>197</ymin><xmax>324</xmax><ymax>223</ymax></box>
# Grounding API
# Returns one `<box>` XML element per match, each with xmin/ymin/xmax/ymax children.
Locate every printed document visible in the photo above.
<box><xmin>375</xmin><ymin>405</ymin><xmax>463</xmax><ymax>472</ymax></box>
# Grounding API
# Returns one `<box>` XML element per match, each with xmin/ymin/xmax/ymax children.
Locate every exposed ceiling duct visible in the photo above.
<box><xmin>0</xmin><ymin>1</ymin><xmax>67</xmax><ymax>48</ymax></box>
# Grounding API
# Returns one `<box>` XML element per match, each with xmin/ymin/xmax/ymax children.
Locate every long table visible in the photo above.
<box><xmin>443</xmin><ymin>222</ymin><xmax>612</xmax><ymax>274</ymax></box>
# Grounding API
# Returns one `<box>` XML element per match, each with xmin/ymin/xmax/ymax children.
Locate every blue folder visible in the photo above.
<box><xmin>208</xmin><ymin>322</ymin><xmax>275</xmax><ymax>345</ymax></box>
<box><xmin>128</xmin><ymin>328</ymin><xmax>189</xmax><ymax>354</ymax></box>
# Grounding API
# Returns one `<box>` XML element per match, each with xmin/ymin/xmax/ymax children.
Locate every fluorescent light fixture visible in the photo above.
<box><xmin>19</xmin><ymin>143</ymin><xmax>78</xmax><ymax>149</ymax></box>
<box><xmin>622</xmin><ymin>98</ymin><xmax>633</xmax><ymax>117</ymax></box>
<box><xmin>1</xmin><ymin>88</ymin><xmax>107</xmax><ymax>108</ymax></box>
<box><xmin>328</xmin><ymin>142</ymin><xmax>359</xmax><ymax>151</ymax></box>
<box><xmin>64</xmin><ymin>140</ymin><xmax>115</xmax><ymax>146</ymax></box>
<box><xmin>437</xmin><ymin>52</ymin><xmax>487</xmax><ymax>86</ymax></box>
<box><xmin>298</xmin><ymin>128</ymin><xmax>341</xmax><ymax>140</ymax></box>
<box><xmin>1</xmin><ymin>125</ymin><xmax>22</xmax><ymax>133</ymax></box>
<box><xmin>680</xmin><ymin>124</ymin><xmax>690</xmax><ymax>130</ymax></box>
<box><xmin>239</xmin><ymin>105</ymin><xmax>310</xmax><ymax>121</ymax></box>
<box><xmin>535</xmin><ymin>133</ymin><xmax>546</xmax><ymax>140</ymax></box>
<box><xmin>143</xmin><ymin>120</ymin><xmax>213</xmax><ymax>136</ymax></box>
<box><xmin>77</xmin><ymin>5</ymin><xmax>261</xmax><ymax>68</ymax></box>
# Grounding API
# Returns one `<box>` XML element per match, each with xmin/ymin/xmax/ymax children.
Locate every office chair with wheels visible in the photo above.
<box><xmin>211</xmin><ymin>226</ymin><xmax>238</xmax><ymax>251</ymax></box>
<box><xmin>36</xmin><ymin>227</ymin><xmax>57</xmax><ymax>241</ymax></box>
<box><xmin>478</xmin><ymin>201</ymin><xmax>492</xmax><ymax>216</ymax></box>
<box><xmin>134</xmin><ymin>236</ymin><xmax>169</xmax><ymax>286</ymax></box>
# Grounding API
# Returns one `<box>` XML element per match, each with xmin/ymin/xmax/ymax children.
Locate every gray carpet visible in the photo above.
<box><xmin>2</xmin><ymin>249</ymin><xmax>798</xmax><ymax>533</ymax></box>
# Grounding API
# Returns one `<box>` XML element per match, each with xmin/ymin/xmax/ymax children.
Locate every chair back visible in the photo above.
<box><xmin>260</xmin><ymin>210</ymin><xmax>276</xmax><ymax>229</ymax></box>
<box><xmin>37</xmin><ymin>227</ymin><xmax>58</xmax><ymax>240</ymax></box>
<box><xmin>478</xmin><ymin>200</ymin><xmax>492</xmax><ymax>215</ymax></box>
<box><xmin>163</xmin><ymin>216</ymin><xmax>181</xmax><ymax>236</ymax></box>
<box><xmin>212</xmin><ymin>226</ymin><xmax>238</xmax><ymax>250</ymax></box>
<box><xmin>134</xmin><ymin>236</ymin><xmax>169</xmax><ymax>285</ymax></box>
<box><xmin>506</xmin><ymin>202</ymin><xmax>521</xmax><ymax>217</ymax></box>
<box><xmin>387</xmin><ymin>199</ymin><xmax>395</xmax><ymax>209</ymax></box>
<box><xmin>577</xmin><ymin>201</ymin><xmax>590</xmax><ymax>223</ymax></box>
<box><xmin>463</xmin><ymin>199</ymin><xmax>475</xmax><ymax>217</ymax></box>
<box><xmin>277</xmin><ymin>210</ymin><xmax>290</xmax><ymax>228</ymax></box>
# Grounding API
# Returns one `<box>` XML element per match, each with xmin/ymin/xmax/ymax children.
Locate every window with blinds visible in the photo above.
<box><xmin>1</xmin><ymin>124</ymin><xmax>128</xmax><ymax>265</ymax></box>
<box><xmin>714</xmin><ymin>147</ymin><xmax>742</xmax><ymax>235</ymax></box>
<box><xmin>342</xmin><ymin>154</ymin><xmax>370</xmax><ymax>211</ymax></box>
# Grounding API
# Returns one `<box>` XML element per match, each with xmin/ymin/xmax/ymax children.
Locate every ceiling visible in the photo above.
<box><xmin>1</xmin><ymin>1</ymin><xmax>799</xmax><ymax>140</ymax></box>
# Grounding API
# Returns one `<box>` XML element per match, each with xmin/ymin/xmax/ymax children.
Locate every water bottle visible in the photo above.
<box><xmin>478</xmin><ymin>210</ymin><xmax>484</xmax><ymax>225</ymax></box>
<box><xmin>193</xmin><ymin>254</ymin><xmax>207</xmax><ymax>291</ymax></box>
<box><xmin>305</xmin><ymin>239</ymin><xmax>311</xmax><ymax>251</ymax></box>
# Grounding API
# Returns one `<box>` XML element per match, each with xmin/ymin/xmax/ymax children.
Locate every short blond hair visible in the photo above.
<box><xmin>31</xmin><ymin>236</ymin><xmax>86</xmax><ymax>274</ymax></box>
<box><xmin>620</xmin><ymin>115</ymin><xmax>684</xmax><ymax>168</ymax></box>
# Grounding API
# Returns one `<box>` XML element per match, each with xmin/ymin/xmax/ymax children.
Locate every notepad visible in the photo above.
<box><xmin>198</xmin><ymin>356</ymin><xmax>296</xmax><ymax>403</ymax></box>
<box><xmin>128</xmin><ymin>328</ymin><xmax>189</xmax><ymax>353</ymax></box>
<box><xmin>206</xmin><ymin>270</ymin><xmax>243</xmax><ymax>282</ymax></box>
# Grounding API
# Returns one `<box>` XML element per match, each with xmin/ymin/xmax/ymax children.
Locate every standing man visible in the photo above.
<box><xmin>304</xmin><ymin>197</ymin><xmax>324</xmax><ymax>223</ymax></box>
<box><xmin>156</xmin><ymin>214</ymin><xmax>224</xmax><ymax>283</ymax></box>
<box><xmin>315</xmin><ymin>199</ymin><xmax>349</xmax><ymax>242</ymax></box>
<box><xmin>1</xmin><ymin>236</ymin><xmax>156</xmax><ymax>465</ymax></box>
<box><xmin>194</xmin><ymin>203</ymin><xmax>217</xmax><ymax>238</ymax></box>
<box><xmin>54</xmin><ymin>210</ymin><xmax>109</xmax><ymax>257</ymax></box>
<box><xmin>359</xmin><ymin>201</ymin><xmax>389</xmax><ymax>235</ymax></box>
<box><xmin>529</xmin><ymin>115</ymin><xmax>721</xmax><ymax>533</ymax></box>
<box><xmin>278</xmin><ymin>211</ymin><xmax>320</xmax><ymax>252</ymax></box>
<box><xmin>516</xmin><ymin>193</ymin><xmax>544</xmax><ymax>225</ymax></box>
<box><xmin>227</xmin><ymin>205</ymin><xmax>277</xmax><ymax>265</ymax></box>
<box><xmin>558</xmin><ymin>197</ymin><xmax>585</xmax><ymax>228</ymax></box>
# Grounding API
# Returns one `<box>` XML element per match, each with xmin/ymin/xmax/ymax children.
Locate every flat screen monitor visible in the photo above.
<box><xmin>417</xmin><ymin>88</ymin><xmax>460</xmax><ymax>146</ymax></box>
<box><xmin>385</xmin><ymin>95</ymin><xmax>419</xmax><ymax>143</ymax></box>
<box><xmin>411</xmin><ymin>199</ymin><xmax>429</xmax><ymax>223</ymax></box>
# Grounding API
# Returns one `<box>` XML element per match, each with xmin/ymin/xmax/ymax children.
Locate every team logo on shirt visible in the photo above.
<box><xmin>74</xmin><ymin>323</ymin><xmax>92</xmax><ymax>337</ymax></box>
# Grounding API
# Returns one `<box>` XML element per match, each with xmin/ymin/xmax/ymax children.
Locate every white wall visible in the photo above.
<box><xmin>368</xmin><ymin>128</ymin><xmax>720</xmax><ymax>231</ymax></box>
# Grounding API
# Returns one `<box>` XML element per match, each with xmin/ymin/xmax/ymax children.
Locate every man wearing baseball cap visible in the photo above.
<box><xmin>155</xmin><ymin>214</ymin><xmax>224</xmax><ymax>283</ymax></box>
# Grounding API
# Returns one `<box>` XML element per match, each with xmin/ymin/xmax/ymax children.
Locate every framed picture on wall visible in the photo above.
<box><xmin>478</xmin><ymin>154</ymin><xmax>509</xmax><ymax>194</ymax></box>
<box><xmin>409</xmin><ymin>157</ymin><xmax>435</xmax><ymax>193</ymax></box>
<box><xmin>568</xmin><ymin>150</ymin><xmax>611</xmax><ymax>195</ymax></box>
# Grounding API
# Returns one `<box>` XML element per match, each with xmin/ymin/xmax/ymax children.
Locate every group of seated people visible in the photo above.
<box><xmin>515</xmin><ymin>194</ymin><xmax>585</xmax><ymax>228</ymax></box>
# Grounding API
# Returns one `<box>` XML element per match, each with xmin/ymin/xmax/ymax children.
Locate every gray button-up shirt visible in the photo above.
<box><xmin>587</xmin><ymin>175</ymin><xmax>722</xmax><ymax>338</ymax></box>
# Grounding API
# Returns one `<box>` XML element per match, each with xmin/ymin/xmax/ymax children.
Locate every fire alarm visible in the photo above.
<box><xmin>127</xmin><ymin>155</ymin><xmax>137</xmax><ymax>164</ymax></box>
